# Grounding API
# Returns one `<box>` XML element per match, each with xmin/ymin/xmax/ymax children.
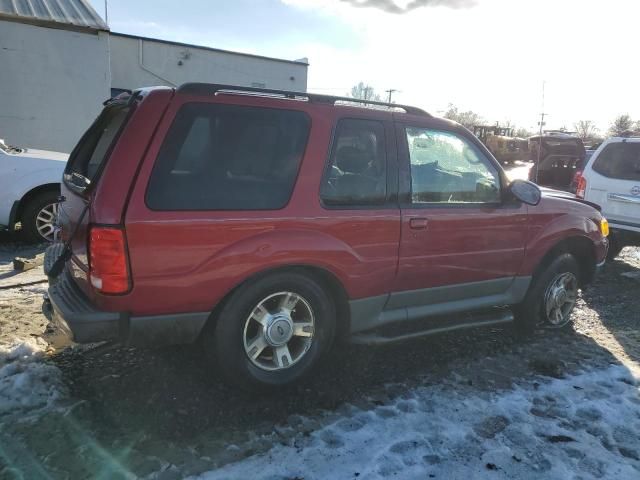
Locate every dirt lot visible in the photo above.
<box><xmin>0</xmin><ymin>234</ymin><xmax>639</xmax><ymax>478</ymax></box>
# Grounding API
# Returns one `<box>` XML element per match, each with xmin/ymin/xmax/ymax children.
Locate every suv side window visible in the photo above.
<box><xmin>146</xmin><ymin>103</ymin><xmax>310</xmax><ymax>210</ymax></box>
<box><xmin>592</xmin><ymin>142</ymin><xmax>640</xmax><ymax>181</ymax></box>
<box><xmin>405</xmin><ymin>127</ymin><xmax>501</xmax><ymax>204</ymax></box>
<box><xmin>320</xmin><ymin>119</ymin><xmax>387</xmax><ymax>206</ymax></box>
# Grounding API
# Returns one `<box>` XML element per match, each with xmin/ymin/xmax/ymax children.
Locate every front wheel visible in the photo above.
<box><xmin>207</xmin><ymin>272</ymin><xmax>336</xmax><ymax>390</ymax></box>
<box><xmin>21</xmin><ymin>190</ymin><xmax>60</xmax><ymax>243</ymax></box>
<box><xmin>515</xmin><ymin>253</ymin><xmax>580</xmax><ymax>334</ymax></box>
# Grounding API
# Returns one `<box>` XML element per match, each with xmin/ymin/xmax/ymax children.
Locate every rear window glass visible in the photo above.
<box><xmin>592</xmin><ymin>142</ymin><xmax>640</xmax><ymax>181</ymax></box>
<box><xmin>146</xmin><ymin>103</ymin><xmax>310</xmax><ymax>210</ymax></box>
<box><xmin>66</xmin><ymin>105</ymin><xmax>130</xmax><ymax>182</ymax></box>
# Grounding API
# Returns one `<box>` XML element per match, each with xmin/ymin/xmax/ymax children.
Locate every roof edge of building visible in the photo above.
<box><xmin>109</xmin><ymin>32</ymin><xmax>309</xmax><ymax>67</ymax></box>
<box><xmin>0</xmin><ymin>13</ymin><xmax>109</xmax><ymax>33</ymax></box>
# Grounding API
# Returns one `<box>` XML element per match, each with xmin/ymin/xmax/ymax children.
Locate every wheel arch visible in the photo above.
<box><xmin>199</xmin><ymin>263</ymin><xmax>351</xmax><ymax>341</ymax></box>
<box><xmin>13</xmin><ymin>183</ymin><xmax>61</xmax><ymax>226</ymax></box>
<box><xmin>532</xmin><ymin>235</ymin><xmax>597</xmax><ymax>287</ymax></box>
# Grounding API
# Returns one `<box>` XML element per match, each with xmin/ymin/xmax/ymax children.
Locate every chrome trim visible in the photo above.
<box><xmin>607</xmin><ymin>193</ymin><xmax>640</xmax><ymax>204</ymax></box>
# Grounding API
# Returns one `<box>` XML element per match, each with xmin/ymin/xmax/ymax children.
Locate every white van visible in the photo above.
<box><xmin>578</xmin><ymin>136</ymin><xmax>640</xmax><ymax>259</ymax></box>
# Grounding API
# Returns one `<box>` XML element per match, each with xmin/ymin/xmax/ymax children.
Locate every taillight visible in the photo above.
<box><xmin>576</xmin><ymin>175</ymin><xmax>587</xmax><ymax>199</ymax></box>
<box><xmin>89</xmin><ymin>226</ymin><xmax>130</xmax><ymax>294</ymax></box>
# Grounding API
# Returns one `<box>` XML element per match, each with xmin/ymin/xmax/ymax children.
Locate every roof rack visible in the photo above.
<box><xmin>177</xmin><ymin>83</ymin><xmax>431</xmax><ymax>117</ymax></box>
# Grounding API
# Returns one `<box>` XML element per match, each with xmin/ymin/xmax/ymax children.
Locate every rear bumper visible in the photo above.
<box><xmin>45</xmin><ymin>268</ymin><xmax>123</xmax><ymax>343</ymax></box>
<box><xmin>43</xmin><ymin>244</ymin><xmax>209</xmax><ymax>347</ymax></box>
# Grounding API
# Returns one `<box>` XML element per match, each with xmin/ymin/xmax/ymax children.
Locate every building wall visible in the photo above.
<box><xmin>0</xmin><ymin>21</ymin><xmax>110</xmax><ymax>153</ymax></box>
<box><xmin>109</xmin><ymin>34</ymin><xmax>308</xmax><ymax>93</ymax></box>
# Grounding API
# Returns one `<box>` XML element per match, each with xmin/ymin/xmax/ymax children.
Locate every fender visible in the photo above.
<box><xmin>11</xmin><ymin>167</ymin><xmax>64</xmax><ymax>199</ymax></box>
<box><xmin>176</xmin><ymin>227</ymin><xmax>374</xmax><ymax>301</ymax></box>
<box><xmin>520</xmin><ymin>212</ymin><xmax>602</xmax><ymax>276</ymax></box>
<box><xmin>118</xmin><ymin>225</ymin><xmax>398</xmax><ymax>316</ymax></box>
<box><xmin>0</xmin><ymin>165</ymin><xmax>64</xmax><ymax>226</ymax></box>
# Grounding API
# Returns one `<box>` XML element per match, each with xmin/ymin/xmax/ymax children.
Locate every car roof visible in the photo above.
<box><xmin>172</xmin><ymin>82</ymin><xmax>431</xmax><ymax>119</ymax></box>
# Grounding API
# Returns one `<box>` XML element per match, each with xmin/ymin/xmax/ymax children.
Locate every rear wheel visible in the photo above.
<box><xmin>206</xmin><ymin>272</ymin><xmax>336</xmax><ymax>390</ymax></box>
<box><xmin>21</xmin><ymin>190</ymin><xmax>60</xmax><ymax>243</ymax></box>
<box><xmin>515</xmin><ymin>253</ymin><xmax>580</xmax><ymax>334</ymax></box>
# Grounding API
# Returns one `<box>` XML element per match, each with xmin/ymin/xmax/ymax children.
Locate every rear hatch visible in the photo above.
<box><xmin>58</xmin><ymin>95</ymin><xmax>135</xmax><ymax>293</ymax></box>
<box><xmin>585</xmin><ymin>140</ymin><xmax>640</xmax><ymax>230</ymax></box>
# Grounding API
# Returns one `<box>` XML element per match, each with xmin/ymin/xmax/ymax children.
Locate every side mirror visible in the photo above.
<box><xmin>510</xmin><ymin>179</ymin><xmax>541</xmax><ymax>206</ymax></box>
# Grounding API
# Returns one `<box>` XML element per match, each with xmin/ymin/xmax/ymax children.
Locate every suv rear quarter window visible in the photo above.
<box><xmin>320</xmin><ymin>118</ymin><xmax>388</xmax><ymax>207</ymax></box>
<box><xmin>146</xmin><ymin>103</ymin><xmax>310</xmax><ymax>210</ymax></box>
<box><xmin>65</xmin><ymin>104</ymin><xmax>131</xmax><ymax>190</ymax></box>
<box><xmin>592</xmin><ymin>142</ymin><xmax>640</xmax><ymax>181</ymax></box>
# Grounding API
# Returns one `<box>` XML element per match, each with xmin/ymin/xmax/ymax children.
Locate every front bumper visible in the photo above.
<box><xmin>43</xmin><ymin>244</ymin><xmax>208</xmax><ymax>346</ymax></box>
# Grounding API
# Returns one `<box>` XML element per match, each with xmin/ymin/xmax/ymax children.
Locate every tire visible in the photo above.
<box><xmin>606</xmin><ymin>236</ymin><xmax>623</xmax><ymax>261</ymax></box>
<box><xmin>515</xmin><ymin>253</ymin><xmax>580</xmax><ymax>335</ymax></box>
<box><xmin>20</xmin><ymin>190</ymin><xmax>60</xmax><ymax>243</ymax></box>
<box><xmin>206</xmin><ymin>272</ymin><xmax>336</xmax><ymax>391</ymax></box>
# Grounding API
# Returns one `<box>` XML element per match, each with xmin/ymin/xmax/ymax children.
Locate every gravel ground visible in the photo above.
<box><xmin>0</xmin><ymin>233</ymin><xmax>638</xmax><ymax>479</ymax></box>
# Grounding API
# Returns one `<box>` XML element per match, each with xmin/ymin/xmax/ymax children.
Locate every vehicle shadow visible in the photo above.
<box><xmin>3</xmin><ymin>314</ymin><xmax>631</xmax><ymax>478</ymax></box>
<box><xmin>580</xmin><ymin>247</ymin><xmax>640</xmax><ymax>364</ymax></box>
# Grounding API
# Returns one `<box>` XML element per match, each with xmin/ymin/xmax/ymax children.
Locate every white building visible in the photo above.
<box><xmin>109</xmin><ymin>33</ymin><xmax>308</xmax><ymax>95</ymax></box>
<box><xmin>0</xmin><ymin>0</ymin><xmax>309</xmax><ymax>153</ymax></box>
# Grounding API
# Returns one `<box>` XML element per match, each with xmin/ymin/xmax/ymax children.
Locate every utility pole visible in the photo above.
<box><xmin>385</xmin><ymin>88</ymin><xmax>397</xmax><ymax>104</ymax></box>
<box><xmin>534</xmin><ymin>81</ymin><xmax>547</xmax><ymax>183</ymax></box>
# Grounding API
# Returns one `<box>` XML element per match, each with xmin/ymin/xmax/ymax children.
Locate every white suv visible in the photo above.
<box><xmin>578</xmin><ymin>136</ymin><xmax>640</xmax><ymax>259</ymax></box>
<box><xmin>0</xmin><ymin>139</ymin><xmax>68</xmax><ymax>242</ymax></box>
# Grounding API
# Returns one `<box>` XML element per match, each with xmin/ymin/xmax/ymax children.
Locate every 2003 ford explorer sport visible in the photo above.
<box><xmin>43</xmin><ymin>84</ymin><xmax>609</xmax><ymax>389</ymax></box>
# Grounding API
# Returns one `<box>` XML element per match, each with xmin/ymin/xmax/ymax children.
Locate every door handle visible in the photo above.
<box><xmin>409</xmin><ymin>217</ymin><xmax>429</xmax><ymax>230</ymax></box>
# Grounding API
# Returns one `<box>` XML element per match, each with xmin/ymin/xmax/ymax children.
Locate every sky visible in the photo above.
<box><xmin>88</xmin><ymin>0</ymin><xmax>639</xmax><ymax>134</ymax></box>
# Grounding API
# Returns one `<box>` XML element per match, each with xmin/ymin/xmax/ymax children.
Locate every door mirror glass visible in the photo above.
<box><xmin>510</xmin><ymin>179</ymin><xmax>541</xmax><ymax>205</ymax></box>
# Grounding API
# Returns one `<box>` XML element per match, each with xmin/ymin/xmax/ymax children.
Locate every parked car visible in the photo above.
<box><xmin>43</xmin><ymin>84</ymin><xmax>609</xmax><ymax>390</ymax></box>
<box><xmin>528</xmin><ymin>132</ymin><xmax>586</xmax><ymax>192</ymax></box>
<box><xmin>0</xmin><ymin>138</ymin><xmax>67</xmax><ymax>242</ymax></box>
<box><xmin>578</xmin><ymin>136</ymin><xmax>640</xmax><ymax>259</ymax></box>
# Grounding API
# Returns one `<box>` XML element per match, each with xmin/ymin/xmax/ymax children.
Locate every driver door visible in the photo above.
<box><xmin>394</xmin><ymin>124</ymin><xmax>528</xmax><ymax>300</ymax></box>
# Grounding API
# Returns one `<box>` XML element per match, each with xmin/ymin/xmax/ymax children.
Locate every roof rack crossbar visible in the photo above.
<box><xmin>177</xmin><ymin>83</ymin><xmax>431</xmax><ymax>117</ymax></box>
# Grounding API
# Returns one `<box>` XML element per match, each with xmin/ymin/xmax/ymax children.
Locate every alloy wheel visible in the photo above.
<box><xmin>35</xmin><ymin>203</ymin><xmax>58</xmax><ymax>242</ymax></box>
<box><xmin>543</xmin><ymin>272</ymin><xmax>578</xmax><ymax>328</ymax></box>
<box><xmin>242</xmin><ymin>291</ymin><xmax>315</xmax><ymax>371</ymax></box>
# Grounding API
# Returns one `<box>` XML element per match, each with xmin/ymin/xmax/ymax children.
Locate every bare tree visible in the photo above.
<box><xmin>574</xmin><ymin>120</ymin><xmax>598</xmax><ymax>140</ymax></box>
<box><xmin>349</xmin><ymin>82</ymin><xmax>382</xmax><ymax>102</ymax></box>
<box><xmin>443</xmin><ymin>103</ymin><xmax>484</xmax><ymax>130</ymax></box>
<box><xmin>514</xmin><ymin>127</ymin><xmax>533</xmax><ymax>138</ymax></box>
<box><xmin>609</xmin><ymin>114</ymin><xmax>635</xmax><ymax>136</ymax></box>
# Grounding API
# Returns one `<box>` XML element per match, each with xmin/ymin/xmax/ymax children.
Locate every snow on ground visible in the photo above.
<box><xmin>195</xmin><ymin>365</ymin><xmax>640</xmax><ymax>480</ymax></box>
<box><xmin>0</xmin><ymin>337</ymin><xmax>66</xmax><ymax>417</ymax></box>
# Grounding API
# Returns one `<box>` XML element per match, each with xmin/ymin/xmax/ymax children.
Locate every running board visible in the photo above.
<box><xmin>350</xmin><ymin>310</ymin><xmax>514</xmax><ymax>345</ymax></box>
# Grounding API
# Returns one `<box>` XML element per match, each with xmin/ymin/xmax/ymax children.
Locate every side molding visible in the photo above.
<box><xmin>349</xmin><ymin>276</ymin><xmax>531</xmax><ymax>334</ymax></box>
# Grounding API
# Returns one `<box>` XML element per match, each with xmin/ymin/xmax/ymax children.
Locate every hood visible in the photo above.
<box><xmin>14</xmin><ymin>148</ymin><xmax>69</xmax><ymax>162</ymax></box>
<box><xmin>539</xmin><ymin>187</ymin><xmax>602</xmax><ymax>212</ymax></box>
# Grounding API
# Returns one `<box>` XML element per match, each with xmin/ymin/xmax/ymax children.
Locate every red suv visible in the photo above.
<box><xmin>44</xmin><ymin>84</ymin><xmax>609</xmax><ymax>389</ymax></box>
